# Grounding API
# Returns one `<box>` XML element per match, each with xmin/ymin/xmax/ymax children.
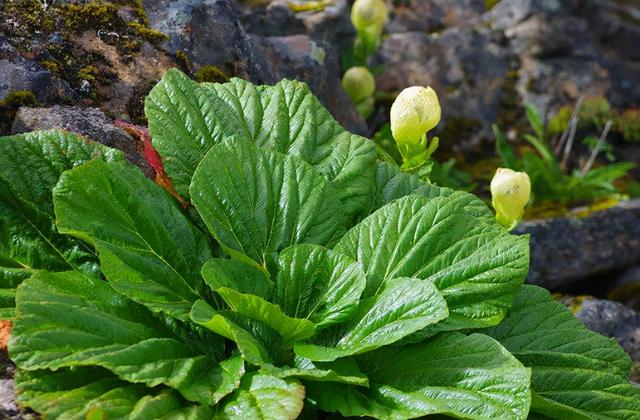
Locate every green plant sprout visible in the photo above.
<box><xmin>341</xmin><ymin>66</ymin><xmax>376</xmax><ymax>119</ymax></box>
<box><xmin>491</xmin><ymin>168</ymin><xmax>531</xmax><ymax>230</ymax></box>
<box><xmin>350</xmin><ymin>0</ymin><xmax>388</xmax><ymax>63</ymax></box>
<box><xmin>493</xmin><ymin>101</ymin><xmax>634</xmax><ymax>207</ymax></box>
<box><xmin>390</xmin><ymin>85</ymin><xmax>442</xmax><ymax>170</ymax></box>
<box><xmin>1</xmin><ymin>70</ymin><xmax>639</xmax><ymax>418</ymax></box>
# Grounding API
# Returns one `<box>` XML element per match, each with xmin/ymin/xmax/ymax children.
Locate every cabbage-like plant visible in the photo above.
<box><xmin>1</xmin><ymin>69</ymin><xmax>638</xmax><ymax>419</ymax></box>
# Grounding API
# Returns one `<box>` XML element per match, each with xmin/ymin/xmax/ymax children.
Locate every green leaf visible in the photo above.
<box><xmin>146</xmin><ymin>69</ymin><xmax>377</xmax><ymax>218</ymax></box>
<box><xmin>525</xmin><ymin>102</ymin><xmax>545</xmax><ymax>140</ymax></box>
<box><xmin>275</xmin><ymin>244</ymin><xmax>366</xmax><ymax>328</ymax></box>
<box><xmin>524</xmin><ymin>133</ymin><xmax>555</xmax><ymax>163</ymax></box>
<box><xmin>218</xmin><ymin>373</ymin><xmax>305</xmax><ymax>420</ymax></box>
<box><xmin>368</xmin><ymin>162</ymin><xmax>451</xmax><ymax>215</ymax></box>
<box><xmin>53</xmin><ymin>159</ymin><xmax>213</xmax><ymax>320</ymax></box>
<box><xmin>190</xmin><ymin>300</ymin><xmax>278</xmax><ymax>367</ymax></box>
<box><xmin>216</xmin><ymin>287</ymin><xmax>316</xmax><ymax>343</ymax></box>
<box><xmin>129</xmin><ymin>390</ymin><xmax>215</xmax><ymax>419</ymax></box>
<box><xmin>294</xmin><ymin>277</ymin><xmax>448</xmax><ymax>361</ymax></box>
<box><xmin>201</xmin><ymin>258</ymin><xmax>273</xmax><ymax>301</ymax></box>
<box><xmin>10</xmin><ymin>271</ymin><xmax>237</xmax><ymax>406</ymax></box>
<box><xmin>190</xmin><ymin>137</ymin><xmax>345</xmax><ymax>271</ymax></box>
<box><xmin>314</xmin><ymin>332</ymin><xmax>531</xmax><ymax>419</ymax></box>
<box><xmin>15</xmin><ymin>367</ymin><xmax>154</xmax><ymax>419</ymax></box>
<box><xmin>485</xmin><ymin>285</ymin><xmax>640</xmax><ymax>419</ymax></box>
<box><xmin>0</xmin><ymin>130</ymin><xmax>124</xmax><ymax>316</ymax></box>
<box><xmin>16</xmin><ymin>367</ymin><xmax>213</xmax><ymax>420</ymax></box>
<box><xmin>493</xmin><ymin>124</ymin><xmax>518</xmax><ymax>169</ymax></box>
<box><xmin>335</xmin><ymin>194</ymin><xmax>529</xmax><ymax>331</ymax></box>
<box><xmin>271</xmin><ymin>356</ymin><xmax>369</xmax><ymax>386</ymax></box>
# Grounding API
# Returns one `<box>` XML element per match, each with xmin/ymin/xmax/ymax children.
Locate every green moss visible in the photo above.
<box><xmin>128</xmin><ymin>21</ymin><xmax>169</xmax><ymax>44</ymax></box>
<box><xmin>195</xmin><ymin>65</ymin><xmax>229</xmax><ymax>83</ymax></box>
<box><xmin>77</xmin><ymin>65</ymin><xmax>99</xmax><ymax>82</ymax></box>
<box><xmin>579</xmin><ymin>96</ymin><xmax>615</xmax><ymax>130</ymax></box>
<box><xmin>0</xmin><ymin>0</ymin><xmax>170</xmax><ymax>109</ymax></box>
<box><xmin>175</xmin><ymin>50</ymin><xmax>192</xmax><ymax>73</ymax></box>
<box><xmin>547</xmin><ymin>105</ymin><xmax>572</xmax><ymax>135</ymax></box>
<box><xmin>40</xmin><ymin>60</ymin><xmax>60</xmax><ymax>74</ymax></box>
<box><xmin>616</xmin><ymin>109</ymin><xmax>640</xmax><ymax>143</ymax></box>
<box><xmin>485</xmin><ymin>0</ymin><xmax>501</xmax><ymax>10</ymax></box>
<box><xmin>0</xmin><ymin>90</ymin><xmax>39</xmax><ymax>135</ymax></box>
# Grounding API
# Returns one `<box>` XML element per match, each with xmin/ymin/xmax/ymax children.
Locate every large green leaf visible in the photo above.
<box><xmin>216</xmin><ymin>287</ymin><xmax>316</xmax><ymax>343</ymax></box>
<box><xmin>10</xmin><ymin>271</ymin><xmax>239</xmax><ymax>406</ymax></box>
<box><xmin>190</xmin><ymin>137</ymin><xmax>345</xmax><ymax>271</ymax></box>
<box><xmin>53</xmin><ymin>159</ymin><xmax>213</xmax><ymax>320</ymax></box>
<box><xmin>307</xmin><ymin>332</ymin><xmax>531</xmax><ymax>419</ymax></box>
<box><xmin>218</xmin><ymin>373</ymin><xmax>305</xmax><ymax>420</ymax></box>
<box><xmin>336</xmin><ymin>193</ymin><xmax>529</xmax><ymax>332</ymax></box>
<box><xmin>275</xmin><ymin>244</ymin><xmax>366</xmax><ymax>328</ymax></box>
<box><xmin>271</xmin><ymin>356</ymin><xmax>369</xmax><ymax>386</ymax></box>
<box><xmin>294</xmin><ymin>277</ymin><xmax>448</xmax><ymax>361</ymax></box>
<box><xmin>368</xmin><ymin>162</ymin><xmax>450</xmax><ymax>214</ymax></box>
<box><xmin>146</xmin><ymin>69</ymin><xmax>377</xmax><ymax>218</ymax></box>
<box><xmin>486</xmin><ymin>285</ymin><xmax>640</xmax><ymax>419</ymax></box>
<box><xmin>201</xmin><ymin>258</ymin><xmax>273</xmax><ymax>301</ymax></box>
<box><xmin>0</xmin><ymin>130</ymin><xmax>123</xmax><ymax>317</ymax></box>
<box><xmin>190</xmin><ymin>300</ymin><xmax>282</xmax><ymax>367</ymax></box>
<box><xmin>16</xmin><ymin>367</ymin><xmax>214</xmax><ymax>419</ymax></box>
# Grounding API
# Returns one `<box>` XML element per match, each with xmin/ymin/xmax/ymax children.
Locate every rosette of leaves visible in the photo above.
<box><xmin>2</xmin><ymin>69</ymin><xmax>639</xmax><ymax>418</ymax></box>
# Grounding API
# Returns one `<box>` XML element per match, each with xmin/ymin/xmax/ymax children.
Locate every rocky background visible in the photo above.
<box><xmin>1</xmin><ymin>0</ymin><xmax>640</xmax><ymax>416</ymax></box>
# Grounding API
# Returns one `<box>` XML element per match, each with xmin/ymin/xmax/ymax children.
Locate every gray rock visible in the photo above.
<box><xmin>0</xmin><ymin>37</ymin><xmax>58</xmax><ymax>103</ymax></box>
<box><xmin>385</xmin><ymin>0</ymin><xmax>485</xmax><ymax>34</ymax></box>
<box><xmin>142</xmin><ymin>0</ymin><xmax>275</xmax><ymax>83</ymax></box>
<box><xmin>252</xmin><ymin>34</ymin><xmax>367</xmax><ymax>134</ymax></box>
<box><xmin>607</xmin><ymin>264</ymin><xmax>640</xmax><ymax>311</ymax></box>
<box><xmin>373</xmin><ymin>27</ymin><xmax>512</xmax><ymax>152</ymax></box>
<box><xmin>240</xmin><ymin>0</ymin><xmax>354</xmax><ymax>52</ymax></box>
<box><xmin>562</xmin><ymin>296</ymin><xmax>640</xmax><ymax>362</ymax></box>
<box><xmin>11</xmin><ymin>106</ymin><xmax>153</xmax><ymax>177</ymax></box>
<box><xmin>515</xmin><ymin>199</ymin><xmax>640</xmax><ymax>291</ymax></box>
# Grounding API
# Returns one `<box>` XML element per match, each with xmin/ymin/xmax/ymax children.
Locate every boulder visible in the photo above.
<box><xmin>561</xmin><ymin>296</ymin><xmax>640</xmax><ymax>363</ymax></box>
<box><xmin>253</xmin><ymin>34</ymin><xmax>366</xmax><ymax>134</ymax></box>
<box><xmin>515</xmin><ymin>199</ymin><xmax>640</xmax><ymax>291</ymax></box>
<box><xmin>0</xmin><ymin>37</ymin><xmax>59</xmax><ymax>103</ymax></box>
<box><xmin>240</xmin><ymin>0</ymin><xmax>354</xmax><ymax>52</ymax></box>
<box><xmin>373</xmin><ymin>27</ymin><xmax>513</xmax><ymax>152</ymax></box>
<box><xmin>142</xmin><ymin>0</ymin><xmax>275</xmax><ymax>83</ymax></box>
<box><xmin>11</xmin><ymin>106</ymin><xmax>153</xmax><ymax>177</ymax></box>
<box><xmin>385</xmin><ymin>0</ymin><xmax>485</xmax><ymax>34</ymax></box>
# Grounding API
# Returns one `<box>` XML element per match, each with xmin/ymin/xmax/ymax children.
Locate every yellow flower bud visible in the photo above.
<box><xmin>490</xmin><ymin>168</ymin><xmax>531</xmax><ymax>230</ymax></box>
<box><xmin>342</xmin><ymin>67</ymin><xmax>376</xmax><ymax>104</ymax></box>
<box><xmin>351</xmin><ymin>0</ymin><xmax>388</xmax><ymax>32</ymax></box>
<box><xmin>390</xmin><ymin>86</ymin><xmax>441</xmax><ymax>148</ymax></box>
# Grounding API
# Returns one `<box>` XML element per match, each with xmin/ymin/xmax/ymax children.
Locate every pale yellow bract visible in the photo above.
<box><xmin>491</xmin><ymin>168</ymin><xmax>531</xmax><ymax>230</ymax></box>
<box><xmin>390</xmin><ymin>86</ymin><xmax>441</xmax><ymax>146</ymax></box>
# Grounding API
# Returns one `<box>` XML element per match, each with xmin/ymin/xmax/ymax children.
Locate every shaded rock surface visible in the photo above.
<box><xmin>515</xmin><ymin>199</ymin><xmax>640</xmax><ymax>291</ymax></box>
<box><xmin>373</xmin><ymin>27</ymin><xmax>512</xmax><ymax>152</ymax></box>
<box><xmin>143</xmin><ymin>0</ymin><xmax>274</xmax><ymax>83</ymax></box>
<box><xmin>240</xmin><ymin>0</ymin><xmax>354</xmax><ymax>52</ymax></box>
<box><xmin>11</xmin><ymin>105</ymin><xmax>153</xmax><ymax>177</ymax></box>
<box><xmin>375</xmin><ymin>0</ymin><xmax>640</xmax><ymax>151</ymax></box>
<box><xmin>0</xmin><ymin>37</ymin><xmax>59</xmax><ymax>103</ymax></box>
<box><xmin>562</xmin><ymin>296</ymin><xmax>640</xmax><ymax>363</ymax></box>
<box><xmin>385</xmin><ymin>0</ymin><xmax>485</xmax><ymax>34</ymax></box>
